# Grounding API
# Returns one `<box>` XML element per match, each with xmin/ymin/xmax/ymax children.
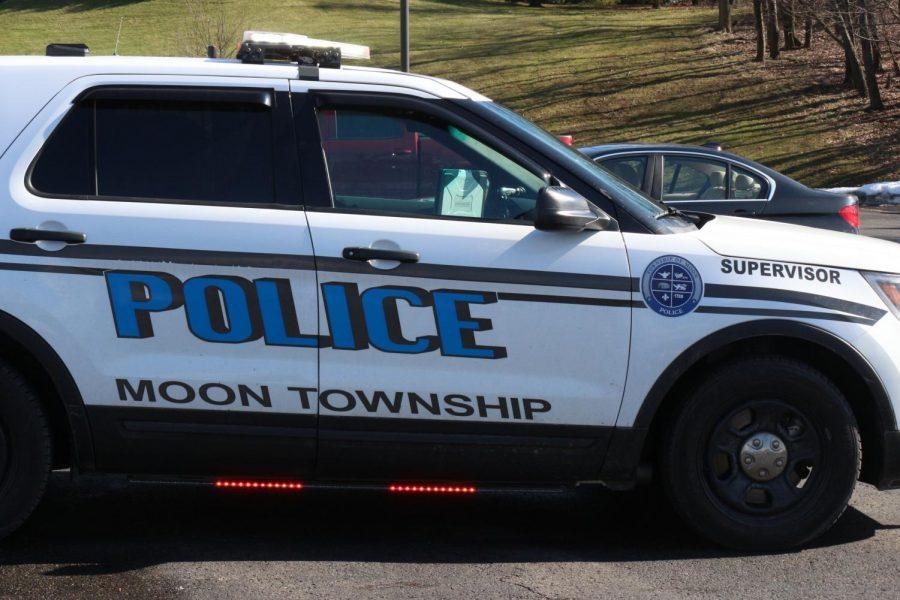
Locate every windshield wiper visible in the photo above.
<box><xmin>655</xmin><ymin>206</ymin><xmax>702</xmax><ymax>225</ymax></box>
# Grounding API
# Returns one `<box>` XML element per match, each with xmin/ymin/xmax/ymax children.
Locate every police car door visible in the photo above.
<box><xmin>0</xmin><ymin>76</ymin><xmax>319</xmax><ymax>476</ymax></box>
<box><xmin>294</xmin><ymin>88</ymin><xmax>633</xmax><ymax>482</ymax></box>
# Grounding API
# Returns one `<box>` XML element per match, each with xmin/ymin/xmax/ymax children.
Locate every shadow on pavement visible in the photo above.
<box><xmin>0</xmin><ymin>473</ymin><xmax>895</xmax><ymax>576</ymax></box>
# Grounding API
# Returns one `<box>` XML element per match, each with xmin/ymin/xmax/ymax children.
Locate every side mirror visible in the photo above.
<box><xmin>534</xmin><ymin>186</ymin><xmax>615</xmax><ymax>232</ymax></box>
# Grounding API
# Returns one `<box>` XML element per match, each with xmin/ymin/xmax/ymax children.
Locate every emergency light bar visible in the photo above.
<box><xmin>236</xmin><ymin>31</ymin><xmax>370</xmax><ymax>71</ymax></box>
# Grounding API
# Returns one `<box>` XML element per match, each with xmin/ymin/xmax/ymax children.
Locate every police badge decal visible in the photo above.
<box><xmin>642</xmin><ymin>255</ymin><xmax>703</xmax><ymax>317</ymax></box>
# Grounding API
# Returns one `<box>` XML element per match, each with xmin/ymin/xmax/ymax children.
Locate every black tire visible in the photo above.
<box><xmin>0</xmin><ymin>360</ymin><xmax>52</xmax><ymax>538</ymax></box>
<box><xmin>661</xmin><ymin>356</ymin><xmax>860</xmax><ymax>550</ymax></box>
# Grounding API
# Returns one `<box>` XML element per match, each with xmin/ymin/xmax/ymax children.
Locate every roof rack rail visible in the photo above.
<box><xmin>46</xmin><ymin>43</ymin><xmax>89</xmax><ymax>57</ymax></box>
<box><xmin>702</xmin><ymin>142</ymin><xmax>724</xmax><ymax>151</ymax></box>
<box><xmin>236</xmin><ymin>31</ymin><xmax>369</xmax><ymax>79</ymax></box>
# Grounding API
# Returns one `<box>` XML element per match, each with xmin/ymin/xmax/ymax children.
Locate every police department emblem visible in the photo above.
<box><xmin>642</xmin><ymin>255</ymin><xmax>703</xmax><ymax>317</ymax></box>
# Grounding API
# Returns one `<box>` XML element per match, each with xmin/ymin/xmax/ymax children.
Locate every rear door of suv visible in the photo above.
<box><xmin>0</xmin><ymin>75</ymin><xmax>320</xmax><ymax>477</ymax></box>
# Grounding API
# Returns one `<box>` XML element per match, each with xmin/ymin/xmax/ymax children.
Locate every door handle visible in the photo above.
<box><xmin>342</xmin><ymin>247</ymin><xmax>419</xmax><ymax>263</ymax></box>
<box><xmin>10</xmin><ymin>228</ymin><xmax>86</xmax><ymax>244</ymax></box>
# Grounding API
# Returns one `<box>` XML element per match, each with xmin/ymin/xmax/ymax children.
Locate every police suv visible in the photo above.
<box><xmin>0</xmin><ymin>33</ymin><xmax>898</xmax><ymax>550</ymax></box>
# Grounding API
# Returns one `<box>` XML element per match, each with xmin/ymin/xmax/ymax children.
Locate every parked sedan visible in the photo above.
<box><xmin>581</xmin><ymin>143</ymin><xmax>860</xmax><ymax>233</ymax></box>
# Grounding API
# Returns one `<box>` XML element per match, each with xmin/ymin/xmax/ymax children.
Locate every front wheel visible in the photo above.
<box><xmin>661</xmin><ymin>357</ymin><xmax>860</xmax><ymax>550</ymax></box>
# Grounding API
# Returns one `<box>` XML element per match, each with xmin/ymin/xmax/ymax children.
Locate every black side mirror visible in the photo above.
<box><xmin>533</xmin><ymin>186</ymin><xmax>615</xmax><ymax>232</ymax></box>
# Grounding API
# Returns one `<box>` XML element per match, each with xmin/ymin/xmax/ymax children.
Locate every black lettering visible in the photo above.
<box><xmin>199</xmin><ymin>382</ymin><xmax>236</xmax><ymax>406</ymax></box>
<box><xmin>748</xmin><ymin>261</ymin><xmax>760</xmax><ymax>276</ymax></box>
<box><xmin>734</xmin><ymin>260</ymin><xmax>747</xmax><ymax>275</ymax></box>
<box><xmin>355</xmin><ymin>389</ymin><xmax>404</xmax><ymax>414</ymax></box>
<box><xmin>721</xmin><ymin>259</ymin><xmax>733</xmax><ymax>274</ymax></box>
<box><xmin>804</xmin><ymin>266</ymin><xmax>815</xmax><ymax>280</ymax></box>
<box><xmin>408</xmin><ymin>392</ymin><xmax>441</xmax><ymax>415</ymax></box>
<box><xmin>816</xmin><ymin>269</ymin><xmax>829</xmax><ymax>282</ymax></box>
<box><xmin>159</xmin><ymin>380</ymin><xmax>195</xmax><ymax>404</ymax></box>
<box><xmin>116</xmin><ymin>378</ymin><xmax>156</xmax><ymax>402</ymax></box>
<box><xmin>444</xmin><ymin>394</ymin><xmax>474</xmax><ymax>417</ymax></box>
<box><xmin>761</xmin><ymin>262</ymin><xmax>772</xmax><ymax>277</ymax></box>
<box><xmin>772</xmin><ymin>264</ymin><xmax>785</xmax><ymax>278</ymax></box>
<box><xmin>510</xmin><ymin>397</ymin><xmax>522</xmax><ymax>420</ymax></box>
<box><xmin>831</xmin><ymin>270</ymin><xmax>842</xmax><ymax>285</ymax></box>
<box><xmin>523</xmin><ymin>398</ymin><xmax>551</xmax><ymax>420</ymax></box>
<box><xmin>238</xmin><ymin>384</ymin><xmax>272</xmax><ymax>408</ymax></box>
<box><xmin>477</xmin><ymin>395</ymin><xmax>509</xmax><ymax>419</ymax></box>
<box><xmin>287</xmin><ymin>386</ymin><xmax>317</xmax><ymax>410</ymax></box>
<box><xmin>320</xmin><ymin>389</ymin><xmax>355</xmax><ymax>412</ymax></box>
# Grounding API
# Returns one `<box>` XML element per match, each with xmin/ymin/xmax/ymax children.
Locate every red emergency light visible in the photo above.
<box><xmin>388</xmin><ymin>484</ymin><xmax>477</xmax><ymax>494</ymax></box>
<box><xmin>214</xmin><ymin>479</ymin><xmax>304</xmax><ymax>490</ymax></box>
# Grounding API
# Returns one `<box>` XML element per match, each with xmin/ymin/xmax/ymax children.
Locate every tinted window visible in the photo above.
<box><xmin>599</xmin><ymin>156</ymin><xmax>647</xmax><ymax>190</ymax></box>
<box><xmin>30</xmin><ymin>104</ymin><xmax>93</xmax><ymax>196</ymax></box>
<box><xmin>317</xmin><ymin>108</ymin><xmax>545</xmax><ymax>221</ymax></box>
<box><xmin>663</xmin><ymin>156</ymin><xmax>728</xmax><ymax>201</ymax></box>
<box><xmin>31</xmin><ymin>97</ymin><xmax>276</xmax><ymax>205</ymax></box>
<box><xmin>731</xmin><ymin>165</ymin><xmax>768</xmax><ymax>200</ymax></box>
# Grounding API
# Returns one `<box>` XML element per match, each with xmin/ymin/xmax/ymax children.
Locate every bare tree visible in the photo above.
<box><xmin>719</xmin><ymin>0</ymin><xmax>734</xmax><ymax>32</ymax></box>
<box><xmin>179</xmin><ymin>0</ymin><xmax>247</xmax><ymax>59</ymax></box>
<box><xmin>767</xmin><ymin>0</ymin><xmax>782</xmax><ymax>58</ymax></box>
<box><xmin>754</xmin><ymin>0</ymin><xmax>768</xmax><ymax>60</ymax></box>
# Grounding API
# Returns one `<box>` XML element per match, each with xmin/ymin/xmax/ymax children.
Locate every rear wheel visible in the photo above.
<box><xmin>661</xmin><ymin>357</ymin><xmax>860</xmax><ymax>550</ymax></box>
<box><xmin>0</xmin><ymin>360</ymin><xmax>51</xmax><ymax>538</ymax></box>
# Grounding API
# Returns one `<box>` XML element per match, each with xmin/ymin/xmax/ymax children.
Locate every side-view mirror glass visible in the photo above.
<box><xmin>534</xmin><ymin>186</ymin><xmax>615</xmax><ymax>232</ymax></box>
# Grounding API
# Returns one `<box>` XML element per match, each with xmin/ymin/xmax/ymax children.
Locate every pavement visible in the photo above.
<box><xmin>0</xmin><ymin>475</ymin><xmax>897</xmax><ymax>600</ymax></box>
<box><xmin>0</xmin><ymin>207</ymin><xmax>897</xmax><ymax>600</ymax></box>
<box><xmin>861</xmin><ymin>205</ymin><xmax>900</xmax><ymax>243</ymax></box>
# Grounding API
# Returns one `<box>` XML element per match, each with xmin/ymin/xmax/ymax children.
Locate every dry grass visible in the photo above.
<box><xmin>1</xmin><ymin>0</ymin><xmax>896</xmax><ymax>186</ymax></box>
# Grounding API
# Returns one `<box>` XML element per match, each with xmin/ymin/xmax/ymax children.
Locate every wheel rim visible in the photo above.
<box><xmin>705</xmin><ymin>400</ymin><xmax>822</xmax><ymax>516</ymax></box>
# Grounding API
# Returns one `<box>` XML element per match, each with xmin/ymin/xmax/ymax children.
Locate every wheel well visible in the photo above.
<box><xmin>0</xmin><ymin>331</ymin><xmax>74</xmax><ymax>469</ymax></box>
<box><xmin>641</xmin><ymin>335</ymin><xmax>887</xmax><ymax>485</ymax></box>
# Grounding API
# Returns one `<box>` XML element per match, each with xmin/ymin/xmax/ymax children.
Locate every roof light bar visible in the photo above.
<box><xmin>388</xmin><ymin>485</ymin><xmax>477</xmax><ymax>494</ymax></box>
<box><xmin>236</xmin><ymin>31</ymin><xmax>370</xmax><ymax>71</ymax></box>
<box><xmin>214</xmin><ymin>479</ymin><xmax>304</xmax><ymax>491</ymax></box>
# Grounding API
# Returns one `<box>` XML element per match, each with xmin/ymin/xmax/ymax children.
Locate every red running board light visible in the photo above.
<box><xmin>214</xmin><ymin>479</ymin><xmax>304</xmax><ymax>490</ymax></box>
<box><xmin>388</xmin><ymin>484</ymin><xmax>476</xmax><ymax>494</ymax></box>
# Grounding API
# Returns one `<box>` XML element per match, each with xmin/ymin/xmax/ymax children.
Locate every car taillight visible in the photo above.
<box><xmin>839</xmin><ymin>203</ymin><xmax>860</xmax><ymax>229</ymax></box>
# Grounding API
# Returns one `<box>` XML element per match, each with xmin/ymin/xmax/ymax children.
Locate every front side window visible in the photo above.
<box><xmin>662</xmin><ymin>155</ymin><xmax>728</xmax><ymax>201</ymax></box>
<box><xmin>731</xmin><ymin>165</ymin><xmax>768</xmax><ymax>200</ymax></box>
<box><xmin>316</xmin><ymin>108</ymin><xmax>545</xmax><ymax>221</ymax></box>
<box><xmin>31</xmin><ymin>96</ymin><xmax>276</xmax><ymax>205</ymax></box>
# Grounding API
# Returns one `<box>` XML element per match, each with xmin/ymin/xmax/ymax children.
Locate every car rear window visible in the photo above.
<box><xmin>30</xmin><ymin>97</ymin><xmax>277</xmax><ymax>205</ymax></box>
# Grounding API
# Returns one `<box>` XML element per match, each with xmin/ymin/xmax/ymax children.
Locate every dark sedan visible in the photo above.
<box><xmin>581</xmin><ymin>143</ymin><xmax>860</xmax><ymax>233</ymax></box>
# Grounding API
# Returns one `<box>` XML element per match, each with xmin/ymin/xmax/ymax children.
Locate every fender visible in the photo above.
<box><xmin>599</xmin><ymin>319</ymin><xmax>895</xmax><ymax>486</ymax></box>
<box><xmin>0</xmin><ymin>310</ymin><xmax>94</xmax><ymax>470</ymax></box>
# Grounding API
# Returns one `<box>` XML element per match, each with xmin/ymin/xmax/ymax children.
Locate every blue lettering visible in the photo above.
<box><xmin>105</xmin><ymin>272</ymin><xmax>181</xmax><ymax>338</ymax></box>
<box><xmin>183</xmin><ymin>276</ymin><xmax>257</xmax><ymax>343</ymax></box>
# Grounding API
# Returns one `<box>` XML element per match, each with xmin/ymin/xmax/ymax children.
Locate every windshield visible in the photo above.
<box><xmin>467</xmin><ymin>101</ymin><xmax>696</xmax><ymax>233</ymax></box>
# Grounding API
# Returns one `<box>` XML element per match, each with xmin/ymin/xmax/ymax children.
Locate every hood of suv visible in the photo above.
<box><xmin>694</xmin><ymin>216</ymin><xmax>900</xmax><ymax>274</ymax></box>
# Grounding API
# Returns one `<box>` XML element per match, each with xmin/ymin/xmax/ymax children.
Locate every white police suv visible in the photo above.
<box><xmin>0</xmin><ymin>33</ymin><xmax>897</xmax><ymax>550</ymax></box>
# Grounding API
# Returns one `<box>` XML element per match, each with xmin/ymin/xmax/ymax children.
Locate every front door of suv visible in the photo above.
<box><xmin>0</xmin><ymin>76</ymin><xmax>320</xmax><ymax>477</ymax></box>
<box><xmin>292</xmin><ymin>86</ymin><xmax>633</xmax><ymax>483</ymax></box>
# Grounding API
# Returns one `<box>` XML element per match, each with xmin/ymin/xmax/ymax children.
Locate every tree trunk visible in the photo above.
<box><xmin>718</xmin><ymin>0</ymin><xmax>732</xmax><ymax>32</ymax></box>
<box><xmin>654</xmin><ymin>0</ymin><xmax>662</xmax><ymax>9</ymax></box>
<box><xmin>858</xmin><ymin>4</ymin><xmax>884</xmax><ymax>109</ymax></box>
<box><xmin>803</xmin><ymin>16</ymin><xmax>812</xmax><ymax>49</ymax></box>
<box><xmin>754</xmin><ymin>0</ymin><xmax>767</xmax><ymax>61</ymax></box>
<box><xmin>781</xmin><ymin>0</ymin><xmax>800</xmax><ymax>49</ymax></box>
<box><xmin>868</xmin><ymin>10</ymin><xmax>883</xmax><ymax>72</ymax></box>
<box><xmin>766</xmin><ymin>0</ymin><xmax>780</xmax><ymax>59</ymax></box>
<box><xmin>836</xmin><ymin>15</ymin><xmax>867</xmax><ymax>95</ymax></box>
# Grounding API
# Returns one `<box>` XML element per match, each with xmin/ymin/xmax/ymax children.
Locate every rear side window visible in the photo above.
<box><xmin>731</xmin><ymin>165</ymin><xmax>768</xmax><ymax>200</ymax></box>
<box><xmin>662</xmin><ymin>155</ymin><xmax>728</xmax><ymax>201</ymax></box>
<box><xmin>31</xmin><ymin>97</ymin><xmax>276</xmax><ymax>205</ymax></box>
<box><xmin>598</xmin><ymin>156</ymin><xmax>647</xmax><ymax>190</ymax></box>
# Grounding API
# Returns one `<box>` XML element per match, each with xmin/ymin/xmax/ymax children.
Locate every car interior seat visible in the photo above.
<box><xmin>613</xmin><ymin>162</ymin><xmax>642</xmax><ymax>188</ymax></box>
<box><xmin>699</xmin><ymin>170</ymin><xmax>727</xmax><ymax>199</ymax></box>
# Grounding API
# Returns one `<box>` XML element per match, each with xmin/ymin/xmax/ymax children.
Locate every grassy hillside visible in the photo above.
<box><xmin>2</xmin><ymin>0</ymin><xmax>896</xmax><ymax>187</ymax></box>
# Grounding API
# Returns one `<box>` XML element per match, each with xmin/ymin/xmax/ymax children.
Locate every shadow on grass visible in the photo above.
<box><xmin>0</xmin><ymin>0</ymin><xmax>149</xmax><ymax>12</ymax></box>
<box><xmin>0</xmin><ymin>473</ymin><xmax>895</xmax><ymax>576</ymax></box>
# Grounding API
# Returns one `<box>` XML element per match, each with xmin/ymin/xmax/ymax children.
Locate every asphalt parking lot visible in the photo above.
<box><xmin>0</xmin><ymin>206</ymin><xmax>898</xmax><ymax>600</ymax></box>
<box><xmin>862</xmin><ymin>205</ymin><xmax>900</xmax><ymax>243</ymax></box>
